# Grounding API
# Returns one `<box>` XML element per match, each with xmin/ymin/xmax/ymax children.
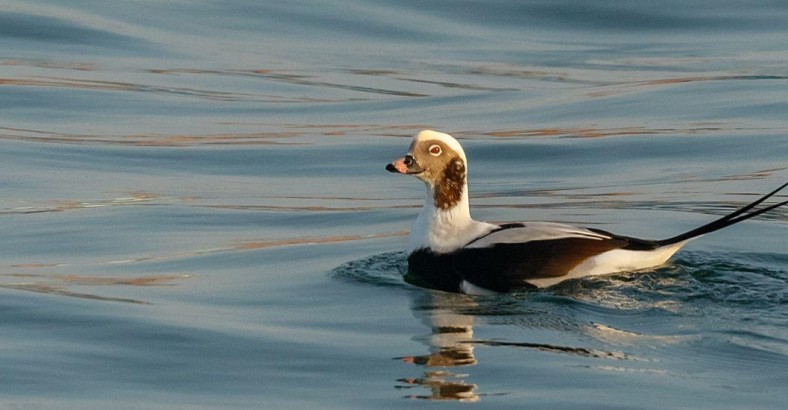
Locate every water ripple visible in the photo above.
<box><xmin>330</xmin><ymin>251</ymin><xmax>411</xmax><ymax>290</ymax></box>
<box><xmin>0</xmin><ymin>11</ymin><xmax>146</xmax><ymax>49</ymax></box>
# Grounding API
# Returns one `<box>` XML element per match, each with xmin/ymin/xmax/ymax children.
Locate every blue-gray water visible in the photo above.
<box><xmin>1</xmin><ymin>1</ymin><xmax>787</xmax><ymax>408</ymax></box>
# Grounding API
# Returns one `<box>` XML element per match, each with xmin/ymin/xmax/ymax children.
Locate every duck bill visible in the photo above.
<box><xmin>386</xmin><ymin>155</ymin><xmax>424</xmax><ymax>175</ymax></box>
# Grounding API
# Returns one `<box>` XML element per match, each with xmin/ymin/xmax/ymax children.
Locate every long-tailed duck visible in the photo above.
<box><xmin>386</xmin><ymin>130</ymin><xmax>787</xmax><ymax>294</ymax></box>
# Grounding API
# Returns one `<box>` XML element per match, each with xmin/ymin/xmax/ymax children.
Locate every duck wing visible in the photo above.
<box><xmin>454</xmin><ymin>223</ymin><xmax>654</xmax><ymax>292</ymax></box>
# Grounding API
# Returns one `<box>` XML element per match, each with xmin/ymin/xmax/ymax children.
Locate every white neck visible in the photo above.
<box><xmin>407</xmin><ymin>182</ymin><xmax>495</xmax><ymax>254</ymax></box>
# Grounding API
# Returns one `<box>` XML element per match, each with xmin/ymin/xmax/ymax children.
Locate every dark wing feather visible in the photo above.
<box><xmin>453</xmin><ymin>237</ymin><xmax>627</xmax><ymax>292</ymax></box>
<box><xmin>585</xmin><ymin>228</ymin><xmax>661</xmax><ymax>251</ymax></box>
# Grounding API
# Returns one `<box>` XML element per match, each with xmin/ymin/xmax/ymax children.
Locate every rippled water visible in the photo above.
<box><xmin>1</xmin><ymin>1</ymin><xmax>787</xmax><ymax>408</ymax></box>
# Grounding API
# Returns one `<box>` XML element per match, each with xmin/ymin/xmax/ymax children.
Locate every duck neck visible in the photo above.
<box><xmin>408</xmin><ymin>181</ymin><xmax>484</xmax><ymax>254</ymax></box>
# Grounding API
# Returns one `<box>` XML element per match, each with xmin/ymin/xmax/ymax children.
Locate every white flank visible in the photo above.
<box><xmin>525</xmin><ymin>241</ymin><xmax>687</xmax><ymax>288</ymax></box>
<box><xmin>460</xmin><ymin>280</ymin><xmax>501</xmax><ymax>296</ymax></box>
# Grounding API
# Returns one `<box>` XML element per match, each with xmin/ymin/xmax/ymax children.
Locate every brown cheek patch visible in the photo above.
<box><xmin>434</xmin><ymin>157</ymin><xmax>466</xmax><ymax>209</ymax></box>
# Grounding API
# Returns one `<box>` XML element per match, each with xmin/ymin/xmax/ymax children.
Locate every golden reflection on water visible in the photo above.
<box><xmin>2</xmin><ymin>59</ymin><xmax>97</xmax><ymax>71</ymax></box>
<box><xmin>0</xmin><ymin>193</ymin><xmax>158</xmax><ymax>215</ymax></box>
<box><xmin>4</xmin><ymin>122</ymin><xmax>788</xmax><ymax>148</ymax></box>
<box><xmin>0</xmin><ymin>229</ymin><xmax>407</xmax><ymax>304</ymax></box>
<box><xmin>232</xmin><ymin>231</ymin><xmax>407</xmax><ymax>250</ymax></box>
<box><xmin>0</xmin><ymin>126</ymin><xmax>307</xmax><ymax>146</ymax></box>
<box><xmin>4</xmin><ymin>56</ymin><xmax>788</xmax><ymax>149</ymax></box>
<box><xmin>0</xmin><ymin>274</ymin><xmax>190</xmax><ymax>304</ymax></box>
<box><xmin>0</xmin><ymin>283</ymin><xmax>151</xmax><ymax>304</ymax></box>
<box><xmin>0</xmin><ymin>123</ymin><xmax>432</xmax><ymax>146</ymax></box>
<box><xmin>0</xmin><ymin>77</ymin><xmax>267</xmax><ymax>102</ymax></box>
<box><xmin>56</xmin><ymin>274</ymin><xmax>189</xmax><ymax>286</ymax></box>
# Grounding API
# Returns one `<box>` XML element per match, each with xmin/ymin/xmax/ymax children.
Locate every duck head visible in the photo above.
<box><xmin>386</xmin><ymin>130</ymin><xmax>468</xmax><ymax>210</ymax></box>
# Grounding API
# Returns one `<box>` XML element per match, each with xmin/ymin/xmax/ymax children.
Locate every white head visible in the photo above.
<box><xmin>387</xmin><ymin>130</ymin><xmax>495</xmax><ymax>253</ymax></box>
<box><xmin>386</xmin><ymin>130</ymin><xmax>468</xmax><ymax>210</ymax></box>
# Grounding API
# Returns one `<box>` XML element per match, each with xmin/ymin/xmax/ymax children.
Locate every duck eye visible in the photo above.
<box><xmin>428</xmin><ymin>144</ymin><xmax>442</xmax><ymax>156</ymax></box>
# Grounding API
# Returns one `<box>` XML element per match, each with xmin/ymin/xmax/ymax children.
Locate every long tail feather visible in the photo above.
<box><xmin>657</xmin><ymin>182</ymin><xmax>788</xmax><ymax>246</ymax></box>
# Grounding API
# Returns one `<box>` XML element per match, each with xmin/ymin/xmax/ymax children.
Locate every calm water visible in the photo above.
<box><xmin>1</xmin><ymin>0</ymin><xmax>787</xmax><ymax>408</ymax></box>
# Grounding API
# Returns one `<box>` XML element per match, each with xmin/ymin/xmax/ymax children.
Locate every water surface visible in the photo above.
<box><xmin>1</xmin><ymin>1</ymin><xmax>787</xmax><ymax>408</ymax></box>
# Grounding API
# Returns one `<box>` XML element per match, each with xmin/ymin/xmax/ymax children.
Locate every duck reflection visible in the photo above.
<box><xmin>394</xmin><ymin>288</ymin><xmax>636</xmax><ymax>401</ymax></box>
<box><xmin>396</xmin><ymin>370</ymin><xmax>478</xmax><ymax>402</ymax></box>
<box><xmin>396</xmin><ymin>292</ymin><xmax>480</xmax><ymax>401</ymax></box>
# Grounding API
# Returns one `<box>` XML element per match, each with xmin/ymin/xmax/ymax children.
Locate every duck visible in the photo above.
<box><xmin>386</xmin><ymin>130</ymin><xmax>787</xmax><ymax>294</ymax></box>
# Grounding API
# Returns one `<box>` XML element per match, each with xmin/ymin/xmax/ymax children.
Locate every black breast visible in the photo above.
<box><xmin>406</xmin><ymin>249</ymin><xmax>462</xmax><ymax>293</ymax></box>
